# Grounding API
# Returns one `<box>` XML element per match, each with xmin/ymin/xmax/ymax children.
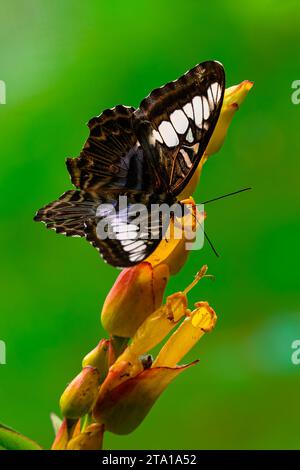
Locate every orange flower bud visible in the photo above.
<box><xmin>101</xmin><ymin>262</ymin><xmax>169</xmax><ymax>338</ymax></box>
<box><xmin>60</xmin><ymin>366</ymin><xmax>100</xmax><ymax>419</ymax></box>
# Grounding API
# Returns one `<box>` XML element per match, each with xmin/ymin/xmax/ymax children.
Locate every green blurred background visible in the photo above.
<box><xmin>0</xmin><ymin>0</ymin><xmax>300</xmax><ymax>450</ymax></box>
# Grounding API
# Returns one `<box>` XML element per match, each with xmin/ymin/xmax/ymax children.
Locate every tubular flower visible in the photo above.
<box><xmin>205</xmin><ymin>80</ymin><xmax>253</xmax><ymax>157</ymax></box>
<box><xmin>92</xmin><ymin>268</ymin><xmax>217</xmax><ymax>434</ymax></box>
<box><xmin>146</xmin><ymin>197</ymin><xmax>205</xmax><ymax>275</ymax></box>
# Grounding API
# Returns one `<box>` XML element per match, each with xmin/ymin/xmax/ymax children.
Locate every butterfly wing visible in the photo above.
<box><xmin>85</xmin><ymin>193</ymin><xmax>168</xmax><ymax>267</ymax></box>
<box><xmin>136</xmin><ymin>60</ymin><xmax>225</xmax><ymax>196</ymax></box>
<box><xmin>66</xmin><ymin>105</ymin><xmax>159</xmax><ymax>194</ymax></box>
<box><xmin>34</xmin><ymin>189</ymin><xmax>168</xmax><ymax>267</ymax></box>
<box><xmin>34</xmin><ymin>61</ymin><xmax>225</xmax><ymax>268</ymax></box>
<box><xmin>34</xmin><ymin>190</ymin><xmax>101</xmax><ymax>237</ymax></box>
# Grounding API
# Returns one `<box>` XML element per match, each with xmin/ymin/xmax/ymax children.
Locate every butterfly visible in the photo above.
<box><xmin>34</xmin><ymin>60</ymin><xmax>225</xmax><ymax>267</ymax></box>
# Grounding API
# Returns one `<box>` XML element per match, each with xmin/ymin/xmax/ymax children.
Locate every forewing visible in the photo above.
<box><xmin>137</xmin><ymin>61</ymin><xmax>225</xmax><ymax>196</ymax></box>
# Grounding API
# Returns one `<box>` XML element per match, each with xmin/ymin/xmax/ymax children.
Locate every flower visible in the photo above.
<box><xmin>146</xmin><ymin>198</ymin><xmax>205</xmax><ymax>275</ymax></box>
<box><xmin>205</xmin><ymin>80</ymin><xmax>253</xmax><ymax>157</ymax></box>
<box><xmin>101</xmin><ymin>262</ymin><xmax>170</xmax><ymax>338</ymax></box>
<box><xmin>92</xmin><ymin>268</ymin><xmax>217</xmax><ymax>434</ymax></box>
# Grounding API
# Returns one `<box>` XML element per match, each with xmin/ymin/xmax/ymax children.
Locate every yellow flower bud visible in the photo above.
<box><xmin>66</xmin><ymin>423</ymin><xmax>104</xmax><ymax>450</ymax></box>
<box><xmin>205</xmin><ymin>80</ymin><xmax>253</xmax><ymax>156</ymax></box>
<box><xmin>60</xmin><ymin>366</ymin><xmax>100</xmax><ymax>419</ymax></box>
<box><xmin>82</xmin><ymin>339</ymin><xmax>111</xmax><ymax>383</ymax></box>
<box><xmin>101</xmin><ymin>262</ymin><xmax>169</xmax><ymax>338</ymax></box>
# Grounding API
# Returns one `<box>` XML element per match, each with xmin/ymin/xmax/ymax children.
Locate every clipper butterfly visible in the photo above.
<box><xmin>34</xmin><ymin>61</ymin><xmax>225</xmax><ymax>267</ymax></box>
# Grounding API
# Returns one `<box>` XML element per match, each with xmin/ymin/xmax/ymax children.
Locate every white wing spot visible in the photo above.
<box><xmin>121</xmin><ymin>240</ymin><xmax>135</xmax><ymax>246</ymax></box>
<box><xmin>192</xmin><ymin>96</ymin><xmax>203</xmax><ymax>128</ymax></box>
<box><xmin>158</xmin><ymin>121</ymin><xmax>179</xmax><ymax>147</ymax></box>
<box><xmin>216</xmin><ymin>84</ymin><xmax>222</xmax><ymax>102</ymax></box>
<box><xmin>183</xmin><ymin>102</ymin><xmax>193</xmax><ymax>119</ymax></box>
<box><xmin>186</xmin><ymin>128</ymin><xmax>194</xmax><ymax>143</ymax></box>
<box><xmin>202</xmin><ymin>96</ymin><xmax>210</xmax><ymax>120</ymax></box>
<box><xmin>129</xmin><ymin>253</ymin><xmax>144</xmax><ymax>262</ymax></box>
<box><xmin>152</xmin><ymin>129</ymin><xmax>163</xmax><ymax>144</ymax></box>
<box><xmin>123</xmin><ymin>241</ymin><xmax>145</xmax><ymax>252</ymax></box>
<box><xmin>116</xmin><ymin>232</ymin><xmax>138</xmax><ymax>240</ymax></box>
<box><xmin>210</xmin><ymin>82</ymin><xmax>220</xmax><ymax>103</ymax></box>
<box><xmin>207</xmin><ymin>86</ymin><xmax>215</xmax><ymax>109</ymax></box>
<box><xmin>170</xmin><ymin>109</ymin><xmax>189</xmax><ymax>134</ymax></box>
<box><xmin>112</xmin><ymin>222</ymin><xmax>139</xmax><ymax>232</ymax></box>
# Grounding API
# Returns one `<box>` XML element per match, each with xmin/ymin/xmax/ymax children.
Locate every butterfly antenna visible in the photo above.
<box><xmin>204</xmin><ymin>230</ymin><xmax>219</xmax><ymax>257</ymax></box>
<box><xmin>201</xmin><ymin>187</ymin><xmax>252</xmax><ymax>205</ymax></box>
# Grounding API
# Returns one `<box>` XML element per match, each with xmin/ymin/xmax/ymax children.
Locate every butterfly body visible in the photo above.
<box><xmin>34</xmin><ymin>61</ymin><xmax>225</xmax><ymax>267</ymax></box>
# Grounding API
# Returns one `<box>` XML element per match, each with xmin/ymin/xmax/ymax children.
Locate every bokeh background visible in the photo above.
<box><xmin>0</xmin><ymin>0</ymin><xmax>300</xmax><ymax>450</ymax></box>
